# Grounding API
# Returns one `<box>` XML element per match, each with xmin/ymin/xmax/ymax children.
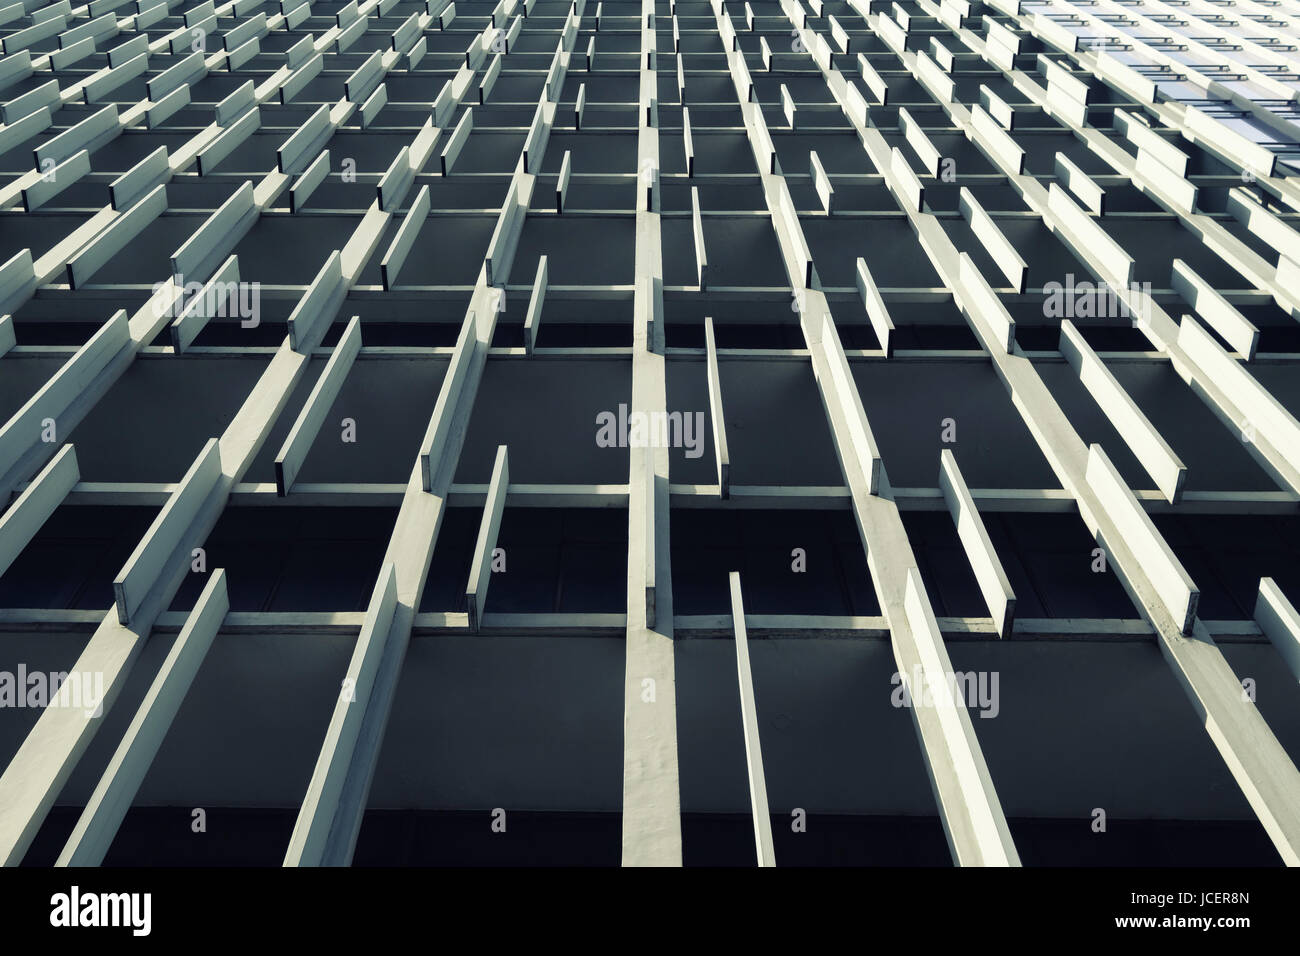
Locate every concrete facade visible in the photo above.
<box><xmin>0</xmin><ymin>0</ymin><xmax>1299</xmax><ymax>865</ymax></box>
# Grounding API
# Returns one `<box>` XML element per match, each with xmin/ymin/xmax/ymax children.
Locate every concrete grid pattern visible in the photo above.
<box><xmin>0</xmin><ymin>0</ymin><xmax>1298</xmax><ymax>866</ymax></box>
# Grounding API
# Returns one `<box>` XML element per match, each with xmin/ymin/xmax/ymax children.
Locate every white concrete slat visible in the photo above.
<box><xmin>1085</xmin><ymin>443</ymin><xmax>1199</xmax><ymax>634</ymax></box>
<box><xmin>1255</xmin><ymin>579</ymin><xmax>1300</xmax><ymax>685</ymax></box>
<box><xmin>1059</xmin><ymin>320</ymin><xmax>1186</xmax><ymax>504</ymax></box>
<box><xmin>0</xmin><ymin>444</ymin><xmax>78</xmax><ymax>578</ymax></box>
<box><xmin>21</xmin><ymin>149</ymin><xmax>89</xmax><ymax>211</ymax></box>
<box><xmin>290</xmin><ymin>149</ymin><xmax>330</xmax><ymax>213</ymax></box>
<box><xmin>66</xmin><ymin>183</ymin><xmax>167</xmax><ymax>289</ymax></box>
<box><xmin>465</xmin><ymin>445</ymin><xmax>509</xmax><ymax>631</ymax></box>
<box><xmin>110</xmin><ymin>145</ymin><xmax>169</xmax><ymax>210</ymax></box>
<box><xmin>957</xmin><ymin>187</ymin><xmax>1026</xmax><ymax>292</ymax></box>
<box><xmin>286</xmin><ymin>251</ymin><xmax>345</xmax><ymax>353</ymax></box>
<box><xmin>112</xmin><ymin>438</ymin><xmax>222</xmax><ymax>626</ymax></box>
<box><xmin>729</xmin><ymin>572</ymin><xmax>775</xmax><ymax>866</ymax></box>
<box><xmin>938</xmin><ymin>450</ymin><xmax>1016</xmax><ymax>638</ymax></box>
<box><xmin>704</xmin><ymin>316</ymin><xmax>730</xmax><ymax>498</ymax></box>
<box><xmin>379</xmin><ymin>183</ymin><xmax>430</xmax><ymax>289</ymax></box>
<box><xmin>169</xmin><ymin>253</ymin><xmax>241</xmax><ymax>353</ymax></box>
<box><xmin>56</xmin><ymin>569</ymin><xmax>229</xmax><ymax>866</ymax></box>
<box><xmin>283</xmin><ymin>562</ymin><xmax>399</xmax><ymax>866</ymax></box>
<box><xmin>275</xmin><ymin>316</ymin><xmax>363</xmax><ymax>494</ymax></box>
<box><xmin>1171</xmin><ymin>259</ymin><xmax>1259</xmax><ymax>361</ymax></box>
<box><xmin>523</xmin><ymin>254</ymin><xmax>546</xmax><ymax>352</ymax></box>
<box><xmin>171</xmin><ymin>180</ymin><xmax>258</xmax><ymax>285</ymax></box>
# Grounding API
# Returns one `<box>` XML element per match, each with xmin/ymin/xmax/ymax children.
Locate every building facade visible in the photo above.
<box><xmin>0</xmin><ymin>0</ymin><xmax>1299</xmax><ymax>866</ymax></box>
